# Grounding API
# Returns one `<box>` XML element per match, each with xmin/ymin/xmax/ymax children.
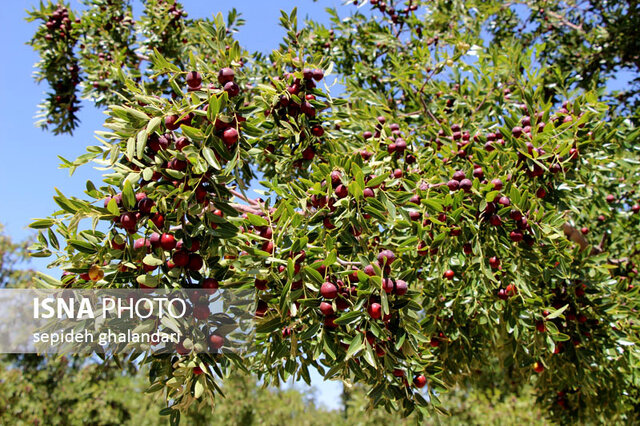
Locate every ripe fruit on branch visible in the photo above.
<box><xmin>202</xmin><ymin>278</ymin><xmax>219</xmax><ymax>293</ymax></box>
<box><xmin>193</xmin><ymin>304</ymin><xmax>210</xmax><ymax>320</ymax></box>
<box><xmin>319</xmin><ymin>301</ymin><xmax>334</xmax><ymax>316</ymax></box>
<box><xmin>324</xmin><ymin>315</ymin><xmax>338</xmax><ymax>328</ymax></box>
<box><xmin>119</xmin><ymin>212</ymin><xmax>137</xmax><ymax>231</ymax></box>
<box><xmin>255</xmin><ymin>278</ymin><xmax>268</xmax><ymax>290</ymax></box>
<box><xmin>137</xmin><ymin>197</ymin><xmax>154</xmax><ymax>213</ymax></box>
<box><xmin>222</xmin><ymin>127</ymin><xmax>239</xmax><ymax>146</ymax></box>
<box><xmin>209</xmin><ymin>334</ymin><xmax>224</xmax><ymax>350</ymax></box>
<box><xmin>186</xmin><ymin>71</ymin><xmax>202</xmax><ymax>88</ymax></box>
<box><xmin>321</xmin><ymin>281</ymin><xmax>338</xmax><ymax>299</ymax></box>
<box><xmin>382</xmin><ymin>278</ymin><xmax>394</xmax><ymax>294</ymax></box>
<box><xmin>134</xmin><ymin>238</ymin><xmax>150</xmax><ymax>252</ymax></box>
<box><xmin>364</xmin><ymin>264</ymin><xmax>376</xmax><ymax>276</ymax></box>
<box><xmin>377</xmin><ymin>249</ymin><xmax>395</xmax><ymax>265</ymax></box>
<box><xmin>335</xmin><ymin>184</ymin><xmax>348</xmax><ymax>199</ymax></box>
<box><xmin>255</xmin><ymin>300</ymin><xmax>268</xmax><ymax>317</ymax></box>
<box><xmin>452</xmin><ymin>170</ymin><xmax>465</xmax><ymax>181</ymax></box>
<box><xmin>167</xmin><ymin>158</ymin><xmax>187</xmax><ymax>171</ymax></box>
<box><xmin>489</xmin><ymin>256</ymin><xmax>500</xmax><ymax>269</ymax></box>
<box><xmin>444</xmin><ymin>269</ymin><xmax>455</xmax><ymax>280</ymax></box>
<box><xmin>491</xmin><ymin>178</ymin><xmax>503</xmax><ymax>191</ymax></box>
<box><xmin>160</xmin><ymin>233</ymin><xmax>176</xmax><ymax>250</ymax></box>
<box><xmin>312</xmin><ymin>69</ymin><xmax>324</xmax><ymax>81</ymax></box>
<box><xmin>218</xmin><ymin>67</ymin><xmax>235</xmax><ymax>85</ymax></box>
<box><xmin>459</xmin><ymin>178</ymin><xmax>472</xmax><ymax>193</ymax></box>
<box><xmin>510</xmin><ymin>231</ymin><xmax>523</xmax><ymax>242</ymax></box>
<box><xmin>533</xmin><ymin>362</ymin><xmax>545</xmax><ymax>373</ymax></box>
<box><xmin>413</xmin><ymin>375</ymin><xmax>427</xmax><ymax>388</ymax></box>
<box><xmin>368</xmin><ymin>302</ymin><xmax>382</xmax><ymax>319</ymax></box>
<box><xmin>489</xmin><ymin>215</ymin><xmax>502</xmax><ymax>227</ymax></box>
<box><xmin>175</xmin><ymin>137</ymin><xmax>189</xmax><ymax>151</ymax></box>
<box><xmin>172</xmin><ymin>250</ymin><xmax>189</xmax><ymax>267</ymax></box>
<box><xmin>261</xmin><ymin>240</ymin><xmax>274</xmax><ymax>253</ymax></box>
<box><xmin>394</xmin><ymin>279</ymin><xmax>408</xmax><ymax>296</ymax></box>
<box><xmin>165</xmin><ymin>114</ymin><xmax>180</xmax><ymax>131</ymax></box>
<box><xmin>224</xmin><ymin>81</ymin><xmax>240</xmax><ymax>97</ymax></box>
<box><xmin>188</xmin><ymin>253</ymin><xmax>204</xmax><ymax>271</ymax></box>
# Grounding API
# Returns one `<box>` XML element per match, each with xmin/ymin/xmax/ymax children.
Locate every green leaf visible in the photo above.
<box><xmin>362</xmin><ymin>344</ymin><xmax>376</xmax><ymax>367</ymax></box>
<box><xmin>107</xmin><ymin>198</ymin><xmax>120</xmax><ymax>216</ymax></box>
<box><xmin>345</xmin><ymin>333</ymin><xmax>364</xmax><ymax>360</ymax></box>
<box><xmin>122</xmin><ymin>180</ymin><xmax>136</xmax><ymax>210</ymax></box>
<box><xmin>545</xmin><ymin>304</ymin><xmax>569</xmax><ymax>319</ymax></box>
<box><xmin>147</xmin><ymin>116</ymin><xmax>161</xmax><ymax>134</ymax></box>
<box><xmin>136</xmin><ymin>130</ymin><xmax>148</xmax><ymax>159</ymax></box>
<box><xmin>324</xmin><ymin>250</ymin><xmax>337</xmax><ymax>267</ymax></box>
<box><xmin>246</xmin><ymin>213</ymin><xmax>268</xmax><ymax>227</ymax></box>
<box><xmin>68</xmin><ymin>240</ymin><xmax>97</xmax><ymax>254</ymax></box>
<box><xmin>29</xmin><ymin>219</ymin><xmax>54</xmax><ymax>229</ymax></box>
<box><xmin>366</xmin><ymin>174</ymin><xmax>386</xmax><ymax>188</ymax></box>
<box><xmin>304</xmin><ymin>266</ymin><xmax>323</xmax><ymax>284</ymax></box>
<box><xmin>202</xmin><ymin>147</ymin><xmax>221</xmax><ymax>170</ymax></box>
<box><xmin>334</xmin><ymin>310</ymin><xmax>361</xmax><ymax>325</ymax></box>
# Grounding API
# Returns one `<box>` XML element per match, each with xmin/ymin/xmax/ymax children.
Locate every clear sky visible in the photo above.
<box><xmin>0</xmin><ymin>0</ymin><xmax>635</xmax><ymax>413</ymax></box>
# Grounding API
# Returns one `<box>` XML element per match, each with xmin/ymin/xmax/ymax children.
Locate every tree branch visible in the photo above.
<box><xmin>337</xmin><ymin>257</ymin><xmax>361</xmax><ymax>267</ymax></box>
<box><xmin>229</xmin><ymin>188</ymin><xmax>262</xmax><ymax>207</ymax></box>
<box><xmin>545</xmin><ymin>10</ymin><xmax>584</xmax><ymax>33</ymax></box>
<box><xmin>229</xmin><ymin>203</ymin><xmax>263</xmax><ymax>215</ymax></box>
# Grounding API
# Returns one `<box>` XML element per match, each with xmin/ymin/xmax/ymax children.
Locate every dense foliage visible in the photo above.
<box><xmin>24</xmin><ymin>0</ymin><xmax>640</xmax><ymax>423</ymax></box>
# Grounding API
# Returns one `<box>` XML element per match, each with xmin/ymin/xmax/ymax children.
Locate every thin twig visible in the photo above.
<box><xmin>229</xmin><ymin>203</ymin><xmax>263</xmax><ymax>215</ymax></box>
<box><xmin>229</xmin><ymin>188</ymin><xmax>262</xmax><ymax>207</ymax></box>
<box><xmin>337</xmin><ymin>258</ymin><xmax>362</xmax><ymax>267</ymax></box>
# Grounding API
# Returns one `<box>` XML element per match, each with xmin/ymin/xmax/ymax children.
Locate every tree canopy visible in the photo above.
<box><xmin>24</xmin><ymin>0</ymin><xmax>640</xmax><ymax>423</ymax></box>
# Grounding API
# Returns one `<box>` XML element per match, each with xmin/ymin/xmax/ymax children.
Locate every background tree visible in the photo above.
<box><xmin>23</xmin><ymin>0</ymin><xmax>640</xmax><ymax>423</ymax></box>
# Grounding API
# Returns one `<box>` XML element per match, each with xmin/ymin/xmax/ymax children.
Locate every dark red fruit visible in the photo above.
<box><xmin>394</xmin><ymin>279</ymin><xmax>408</xmax><ymax>296</ymax></box>
<box><xmin>224</xmin><ymin>81</ymin><xmax>240</xmax><ymax>97</ymax></box>
<box><xmin>165</xmin><ymin>114</ymin><xmax>180</xmax><ymax>131</ymax></box>
<box><xmin>335</xmin><ymin>184</ymin><xmax>348</xmax><ymax>199</ymax></box>
<box><xmin>186</xmin><ymin>71</ymin><xmax>202</xmax><ymax>88</ymax></box>
<box><xmin>193</xmin><ymin>304</ymin><xmax>210</xmax><ymax>320</ymax></box>
<box><xmin>413</xmin><ymin>375</ymin><xmax>427</xmax><ymax>388</ymax></box>
<box><xmin>218</xmin><ymin>67</ymin><xmax>235</xmax><ymax>85</ymax></box>
<box><xmin>175</xmin><ymin>137</ymin><xmax>189</xmax><ymax>151</ymax></box>
<box><xmin>382</xmin><ymin>278</ymin><xmax>394</xmax><ymax>294</ymax></box>
<box><xmin>172</xmin><ymin>250</ymin><xmax>189</xmax><ymax>267</ymax></box>
<box><xmin>321</xmin><ymin>282</ymin><xmax>338</xmax><ymax>299</ymax></box>
<box><xmin>255</xmin><ymin>300</ymin><xmax>268</xmax><ymax>317</ymax></box>
<box><xmin>160</xmin><ymin>233</ymin><xmax>176</xmax><ymax>250</ymax></box>
<box><xmin>319</xmin><ymin>301</ymin><xmax>334</xmax><ymax>316</ymax></box>
<box><xmin>459</xmin><ymin>179</ymin><xmax>472</xmax><ymax>193</ymax></box>
<box><xmin>222</xmin><ymin>127</ymin><xmax>239</xmax><ymax>146</ymax></box>
<box><xmin>209</xmin><ymin>334</ymin><xmax>224</xmax><ymax>350</ymax></box>
<box><xmin>202</xmin><ymin>278</ymin><xmax>219</xmax><ymax>292</ymax></box>
<box><xmin>368</xmin><ymin>302</ymin><xmax>382</xmax><ymax>319</ymax></box>
<box><xmin>377</xmin><ymin>249</ymin><xmax>395</xmax><ymax>265</ymax></box>
<box><xmin>255</xmin><ymin>278</ymin><xmax>268</xmax><ymax>290</ymax></box>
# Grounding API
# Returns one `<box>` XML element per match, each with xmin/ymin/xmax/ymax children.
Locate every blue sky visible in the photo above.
<box><xmin>0</xmin><ymin>0</ymin><xmax>636</xmax><ymax>413</ymax></box>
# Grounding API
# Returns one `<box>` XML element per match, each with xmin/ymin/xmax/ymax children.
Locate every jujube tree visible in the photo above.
<box><xmin>25</xmin><ymin>0</ymin><xmax>640</xmax><ymax>423</ymax></box>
